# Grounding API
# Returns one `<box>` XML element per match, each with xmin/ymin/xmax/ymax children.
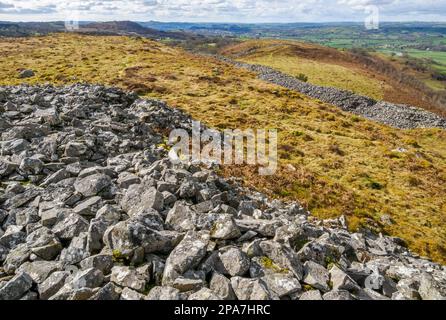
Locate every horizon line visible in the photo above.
<box><xmin>1</xmin><ymin>19</ymin><xmax>446</xmax><ymax>24</ymax></box>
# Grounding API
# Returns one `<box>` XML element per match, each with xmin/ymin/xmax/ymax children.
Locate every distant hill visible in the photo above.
<box><xmin>139</xmin><ymin>21</ymin><xmax>446</xmax><ymax>37</ymax></box>
<box><xmin>0</xmin><ymin>20</ymin><xmax>194</xmax><ymax>40</ymax></box>
<box><xmin>0</xmin><ymin>21</ymin><xmax>65</xmax><ymax>37</ymax></box>
<box><xmin>80</xmin><ymin>21</ymin><xmax>193</xmax><ymax>40</ymax></box>
<box><xmin>83</xmin><ymin>21</ymin><xmax>151</xmax><ymax>33</ymax></box>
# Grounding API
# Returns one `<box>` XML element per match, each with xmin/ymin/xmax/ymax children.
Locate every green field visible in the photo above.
<box><xmin>377</xmin><ymin>48</ymin><xmax>446</xmax><ymax>91</ymax></box>
<box><xmin>406</xmin><ymin>49</ymin><xmax>446</xmax><ymax>72</ymax></box>
<box><xmin>377</xmin><ymin>49</ymin><xmax>446</xmax><ymax>73</ymax></box>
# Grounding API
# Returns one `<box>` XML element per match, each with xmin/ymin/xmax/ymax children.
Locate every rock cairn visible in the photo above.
<box><xmin>0</xmin><ymin>84</ymin><xmax>445</xmax><ymax>300</ymax></box>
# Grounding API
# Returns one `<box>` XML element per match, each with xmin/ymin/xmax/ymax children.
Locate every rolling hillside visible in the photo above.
<box><xmin>220</xmin><ymin>40</ymin><xmax>446</xmax><ymax>116</ymax></box>
<box><xmin>79</xmin><ymin>21</ymin><xmax>191</xmax><ymax>40</ymax></box>
<box><xmin>0</xmin><ymin>34</ymin><xmax>445</xmax><ymax>263</ymax></box>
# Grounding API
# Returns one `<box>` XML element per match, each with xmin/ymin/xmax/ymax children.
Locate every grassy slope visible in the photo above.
<box><xmin>0</xmin><ymin>34</ymin><xmax>445</xmax><ymax>263</ymax></box>
<box><xmin>227</xmin><ymin>41</ymin><xmax>387</xmax><ymax>100</ymax></box>
<box><xmin>222</xmin><ymin>39</ymin><xmax>443</xmax><ymax>112</ymax></box>
<box><xmin>243</xmin><ymin>54</ymin><xmax>386</xmax><ymax>100</ymax></box>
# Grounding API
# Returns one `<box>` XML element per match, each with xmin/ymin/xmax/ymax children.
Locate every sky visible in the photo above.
<box><xmin>0</xmin><ymin>0</ymin><xmax>445</xmax><ymax>23</ymax></box>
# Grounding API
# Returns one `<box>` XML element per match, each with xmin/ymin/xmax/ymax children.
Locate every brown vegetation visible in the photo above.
<box><xmin>221</xmin><ymin>40</ymin><xmax>446</xmax><ymax>116</ymax></box>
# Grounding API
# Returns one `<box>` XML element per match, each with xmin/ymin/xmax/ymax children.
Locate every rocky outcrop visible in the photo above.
<box><xmin>0</xmin><ymin>84</ymin><xmax>445</xmax><ymax>300</ymax></box>
<box><xmin>217</xmin><ymin>56</ymin><xmax>446</xmax><ymax>130</ymax></box>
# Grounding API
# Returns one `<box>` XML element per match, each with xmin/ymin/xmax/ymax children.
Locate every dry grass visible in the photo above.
<box><xmin>235</xmin><ymin>46</ymin><xmax>387</xmax><ymax>100</ymax></box>
<box><xmin>0</xmin><ymin>34</ymin><xmax>445</xmax><ymax>263</ymax></box>
<box><xmin>222</xmin><ymin>39</ymin><xmax>440</xmax><ymax>112</ymax></box>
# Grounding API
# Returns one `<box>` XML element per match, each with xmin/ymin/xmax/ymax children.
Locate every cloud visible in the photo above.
<box><xmin>338</xmin><ymin>0</ymin><xmax>396</xmax><ymax>8</ymax></box>
<box><xmin>0</xmin><ymin>1</ymin><xmax>13</xmax><ymax>12</ymax></box>
<box><xmin>0</xmin><ymin>0</ymin><xmax>445</xmax><ymax>22</ymax></box>
<box><xmin>0</xmin><ymin>1</ymin><xmax>13</xmax><ymax>8</ymax></box>
<box><xmin>0</xmin><ymin>1</ymin><xmax>57</xmax><ymax>14</ymax></box>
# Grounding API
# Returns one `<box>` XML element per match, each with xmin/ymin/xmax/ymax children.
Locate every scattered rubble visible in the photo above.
<box><xmin>0</xmin><ymin>84</ymin><xmax>445</xmax><ymax>300</ymax></box>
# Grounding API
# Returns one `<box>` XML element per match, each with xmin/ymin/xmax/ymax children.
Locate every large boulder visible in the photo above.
<box><xmin>230</xmin><ymin>277</ymin><xmax>277</xmax><ymax>300</ymax></box>
<box><xmin>162</xmin><ymin>231</ymin><xmax>210</xmax><ymax>285</ymax></box>
<box><xmin>52</xmin><ymin>213</ymin><xmax>89</xmax><ymax>241</ymax></box>
<box><xmin>120</xmin><ymin>185</ymin><xmax>164</xmax><ymax>216</ymax></box>
<box><xmin>214</xmin><ymin>247</ymin><xmax>251</xmax><ymax>277</ymax></box>
<box><xmin>302</xmin><ymin>261</ymin><xmax>330</xmax><ymax>292</ymax></box>
<box><xmin>38</xmin><ymin>271</ymin><xmax>70</xmax><ymax>300</ymax></box>
<box><xmin>0</xmin><ymin>272</ymin><xmax>33</xmax><ymax>300</ymax></box>
<box><xmin>18</xmin><ymin>69</ymin><xmax>35</xmax><ymax>79</ymax></box>
<box><xmin>71</xmin><ymin>268</ymin><xmax>104</xmax><ymax>289</ymax></box>
<box><xmin>110</xmin><ymin>266</ymin><xmax>149</xmax><ymax>293</ymax></box>
<box><xmin>418</xmin><ymin>273</ymin><xmax>446</xmax><ymax>300</ymax></box>
<box><xmin>74</xmin><ymin>174</ymin><xmax>113</xmax><ymax>198</ymax></box>
<box><xmin>17</xmin><ymin>261</ymin><xmax>62</xmax><ymax>284</ymax></box>
<box><xmin>103</xmin><ymin>218</ymin><xmax>182</xmax><ymax>259</ymax></box>
<box><xmin>146</xmin><ymin>286</ymin><xmax>182</xmax><ymax>300</ymax></box>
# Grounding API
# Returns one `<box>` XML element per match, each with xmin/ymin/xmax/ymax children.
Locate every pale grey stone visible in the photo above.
<box><xmin>303</xmin><ymin>261</ymin><xmax>330</xmax><ymax>292</ymax></box>
<box><xmin>210</xmin><ymin>214</ymin><xmax>241</xmax><ymax>240</ymax></box>
<box><xmin>188</xmin><ymin>287</ymin><xmax>221</xmax><ymax>300</ymax></box>
<box><xmin>217</xmin><ymin>247</ymin><xmax>250</xmax><ymax>277</ymax></box>
<box><xmin>323</xmin><ymin>289</ymin><xmax>354</xmax><ymax>300</ymax></box>
<box><xmin>38</xmin><ymin>271</ymin><xmax>69</xmax><ymax>300</ymax></box>
<box><xmin>0</xmin><ymin>272</ymin><xmax>33</xmax><ymax>300</ymax></box>
<box><xmin>52</xmin><ymin>213</ymin><xmax>89</xmax><ymax>241</ymax></box>
<box><xmin>146</xmin><ymin>286</ymin><xmax>181</xmax><ymax>300</ymax></box>
<box><xmin>210</xmin><ymin>272</ymin><xmax>236</xmax><ymax>300</ymax></box>
<box><xmin>71</xmin><ymin>268</ymin><xmax>104</xmax><ymax>289</ymax></box>
<box><xmin>89</xmin><ymin>282</ymin><xmax>121</xmax><ymax>300</ymax></box>
<box><xmin>230</xmin><ymin>276</ymin><xmax>277</xmax><ymax>300</ymax></box>
<box><xmin>418</xmin><ymin>272</ymin><xmax>446</xmax><ymax>300</ymax></box>
<box><xmin>262</xmin><ymin>273</ymin><xmax>301</xmax><ymax>298</ymax></box>
<box><xmin>110</xmin><ymin>266</ymin><xmax>147</xmax><ymax>293</ymax></box>
<box><xmin>172</xmin><ymin>277</ymin><xmax>205</xmax><ymax>292</ymax></box>
<box><xmin>165</xmin><ymin>201</ymin><xmax>197</xmax><ymax>232</ymax></box>
<box><xmin>120</xmin><ymin>287</ymin><xmax>145</xmax><ymax>300</ymax></box>
<box><xmin>18</xmin><ymin>261</ymin><xmax>62</xmax><ymax>284</ymax></box>
<box><xmin>299</xmin><ymin>290</ymin><xmax>323</xmax><ymax>300</ymax></box>
<box><xmin>74</xmin><ymin>174</ymin><xmax>112</xmax><ymax>197</ymax></box>
<box><xmin>162</xmin><ymin>231</ymin><xmax>209</xmax><ymax>285</ymax></box>
<box><xmin>80</xmin><ymin>254</ymin><xmax>113</xmax><ymax>274</ymax></box>
<box><xmin>329</xmin><ymin>265</ymin><xmax>360</xmax><ymax>291</ymax></box>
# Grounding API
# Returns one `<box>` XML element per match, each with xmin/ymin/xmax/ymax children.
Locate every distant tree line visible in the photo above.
<box><xmin>349</xmin><ymin>48</ymin><xmax>446</xmax><ymax>114</ymax></box>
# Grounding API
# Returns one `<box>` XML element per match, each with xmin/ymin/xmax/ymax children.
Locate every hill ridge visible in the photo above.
<box><xmin>217</xmin><ymin>55</ymin><xmax>446</xmax><ymax>130</ymax></box>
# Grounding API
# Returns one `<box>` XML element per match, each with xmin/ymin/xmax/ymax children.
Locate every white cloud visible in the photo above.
<box><xmin>0</xmin><ymin>0</ymin><xmax>445</xmax><ymax>22</ymax></box>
